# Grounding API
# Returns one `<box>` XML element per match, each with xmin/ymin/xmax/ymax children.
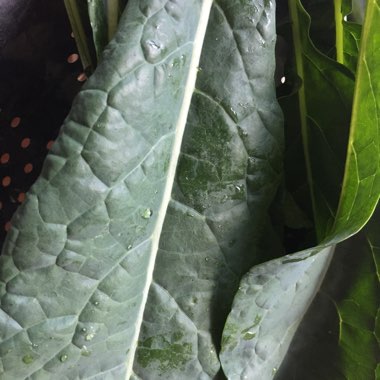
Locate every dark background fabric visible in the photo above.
<box><xmin>0</xmin><ymin>0</ymin><xmax>82</xmax><ymax>245</ymax></box>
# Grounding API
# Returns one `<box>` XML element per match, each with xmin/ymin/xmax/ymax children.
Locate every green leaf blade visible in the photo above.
<box><xmin>288</xmin><ymin>0</ymin><xmax>355</xmax><ymax>241</ymax></box>
<box><xmin>0</xmin><ymin>0</ymin><xmax>213</xmax><ymax>378</ymax></box>
<box><xmin>220</xmin><ymin>245</ymin><xmax>334</xmax><ymax>380</ymax></box>
<box><xmin>133</xmin><ymin>0</ymin><xmax>284</xmax><ymax>378</ymax></box>
<box><xmin>332</xmin><ymin>0</ymin><xmax>380</xmax><ymax>240</ymax></box>
<box><xmin>220</xmin><ymin>1</ymin><xmax>380</xmax><ymax>378</ymax></box>
<box><xmin>276</xmin><ymin>206</ymin><xmax>380</xmax><ymax>380</ymax></box>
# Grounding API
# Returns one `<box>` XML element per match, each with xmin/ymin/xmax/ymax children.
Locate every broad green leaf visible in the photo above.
<box><xmin>220</xmin><ymin>245</ymin><xmax>334</xmax><ymax>379</ymax></box>
<box><xmin>332</xmin><ymin>0</ymin><xmax>380</xmax><ymax>240</ymax></box>
<box><xmin>0</xmin><ymin>0</ymin><xmax>213</xmax><ymax>378</ymax></box>
<box><xmin>340</xmin><ymin>0</ymin><xmax>362</xmax><ymax>72</ymax></box>
<box><xmin>132</xmin><ymin>0</ymin><xmax>284</xmax><ymax>378</ymax></box>
<box><xmin>220</xmin><ymin>0</ymin><xmax>380</xmax><ymax>378</ymax></box>
<box><xmin>287</xmin><ymin>0</ymin><xmax>354</xmax><ymax>240</ymax></box>
<box><xmin>275</xmin><ymin>205</ymin><xmax>380</xmax><ymax>380</ymax></box>
<box><xmin>279</xmin><ymin>0</ymin><xmax>361</xmax><ymax>237</ymax></box>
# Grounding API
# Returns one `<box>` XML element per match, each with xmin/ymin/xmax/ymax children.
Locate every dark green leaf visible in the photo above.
<box><xmin>132</xmin><ymin>0</ymin><xmax>283</xmax><ymax>377</ymax></box>
<box><xmin>220</xmin><ymin>1</ymin><xmax>380</xmax><ymax>377</ymax></box>
<box><xmin>276</xmin><ymin>205</ymin><xmax>380</xmax><ymax>380</ymax></box>
<box><xmin>287</xmin><ymin>0</ymin><xmax>354</xmax><ymax>240</ymax></box>
<box><xmin>87</xmin><ymin>0</ymin><xmax>108</xmax><ymax>58</ymax></box>
<box><xmin>0</xmin><ymin>1</ymin><xmax>213</xmax><ymax>378</ymax></box>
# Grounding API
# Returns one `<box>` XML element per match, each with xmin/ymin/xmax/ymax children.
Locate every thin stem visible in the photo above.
<box><xmin>334</xmin><ymin>0</ymin><xmax>344</xmax><ymax>64</ymax></box>
<box><xmin>107</xmin><ymin>0</ymin><xmax>120</xmax><ymax>41</ymax></box>
<box><xmin>288</xmin><ymin>0</ymin><xmax>319</xmax><ymax>239</ymax></box>
<box><xmin>64</xmin><ymin>0</ymin><xmax>94</xmax><ymax>70</ymax></box>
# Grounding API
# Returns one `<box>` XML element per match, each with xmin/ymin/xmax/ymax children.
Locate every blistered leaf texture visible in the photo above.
<box><xmin>133</xmin><ymin>0</ymin><xmax>284</xmax><ymax>378</ymax></box>
<box><xmin>220</xmin><ymin>246</ymin><xmax>333</xmax><ymax>379</ymax></box>
<box><xmin>220</xmin><ymin>1</ymin><xmax>380</xmax><ymax>378</ymax></box>
<box><xmin>0</xmin><ymin>0</ymin><xmax>212</xmax><ymax>378</ymax></box>
<box><xmin>276</xmin><ymin>206</ymin><xmax>380</xmax><ymax>380</ymax></box>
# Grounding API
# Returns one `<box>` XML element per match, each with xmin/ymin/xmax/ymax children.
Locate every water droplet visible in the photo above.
<box><xmin>127</xmin><ymin>244</ymin><xmax>133</xmax><ymax>250</ymax></box>
<box><xmin>230</xmin><ymin>107</ymin><xmax>238</xmax><ymax>122</ymax></box>
<box><xmin>238</xmin><ymin>102</ymin><xmax>249</xmax><ymax>109</ymax></box>
<box><xmin>254</xmin><ymin>315</ymin><xmax>262</xmax><ymax>324</ymax></box>
<box><xmin>31</xmin><ymin>343</ymin><xmax>38</xmax><ymax>349</ymax></box>
<box><xmin>243</xmin><ymin>331</ymin><xmax>256</xmax><ymax>340</ymax></box>
<box><xmin>94</xmin><ymin>301</ymin><xmax>99</xmax><ymax>306</ymax></box>
<box><xmin>205</xmin><ymin>257</ymin><xmax>210</xmax><ymax>262</ymax></box>
<box><xmin>81</xmin><ymin>345</ymin><xmax>91</xmax><ymax>357</ymax></box>
<box><xmin>235</xmin><ymin>184</ymin><xmax>242</xmax><ymax>192</ymax></box>
<box><xmin>141</xmin><ymin>208</ymin><xmax>153</xmax><ymax>219</ymax></box>
<box><xmin>22</xmin><ymin>354</ymin><xmax>34</xmax><ymax>364</ymax></box>
<box><xmin>60</xmin><ymin>354</ymin><xmax>68</xmax><ymax>362</ymax></box>
<box><xmin>280</xmin><ymin>76</ymin><xmax>286</xmax><ymax>84</ymax></box>
<box><xmin>81</xmin><ymin>327</ymin><xmax>87</xmax><ymax>333</ymax></box>
<box><xmin>85</xmin><ymin>333</ymin><xmax>95</xmax><ymax>341</ymax></box>
<box><xmin>272</xmin><ymin>368</ymin><xmax>278</xmax><ymax>375</ymax></box>
<box><xmin>237</xmin><ymin>125</ymin><xmax>248</xmax><ymax>138</ymax></box>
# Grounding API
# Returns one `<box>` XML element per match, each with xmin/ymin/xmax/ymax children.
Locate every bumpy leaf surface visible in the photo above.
<box><xmin>132</xmin><ymin>0</ymin><xmax>283</xmax><ymax>378</ymax></box>
<box><xmin>220</xmin><ymin>1</ymin><xmax>380</xmax><ymax>378</ymax></box>
<box><xmin>0</xmin><ymin>0</ymin><xmax>213</xmax><ymax>378</ymax></box>
<box><xmin>276</xmin><ymin>206</ymin><xmax>380</xmax><ymax>380</ymax></box>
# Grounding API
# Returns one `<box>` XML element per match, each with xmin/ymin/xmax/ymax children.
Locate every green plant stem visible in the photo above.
<box><xmin>107</xmin><ymin>0</ymin><xmax>119</xmax><ymax>41</ymax></box>
<box><xmin>288</xmin><ymin>0</ymin><xmax>319</xmax><ymax>240</ymax></box>
<box><xmin>334</xmin><ymin>0</ymin><xmax>344</xmax><ymax>63</ymax></box>
<box><xmin>64</xmin><ymin>0</ymin><xmax>94</xmax><ymax>70</ymax></box>
<box><xmin>333</xmin><ymin>0</ymin><xmax>379</xmax><ymax>234</ymax></box>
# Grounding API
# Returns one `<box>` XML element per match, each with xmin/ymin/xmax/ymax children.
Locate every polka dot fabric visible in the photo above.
<box><xmin>0</xmin><ymin>0</ymin><xmax>84</xmax><ymax>245</ymax></box>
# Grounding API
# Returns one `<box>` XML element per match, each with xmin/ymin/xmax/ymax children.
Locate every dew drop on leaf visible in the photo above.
<box><xmin>85</xmin><ymin>333</ymin><xmax>95</xmax><ymax>341</ymax></box>
<box><xmin>22</xmin><ymin>354</ymin><xmax>34</xmax><ymax>364</ymax></box>
<box><xmin>60</xmin><ymin>354</ymin><xmax>68</xmax><ymax>362</ymax></box>
<box><xmin>81</xmin><ymin>345</ymin><xmax>91</xmax><ymax>357</ymax></box>
<box><xmin>141</xmin><ymin>208</ymin><xmax>153</xmax><ymax>219</ymax></box>
<box><xmin>243</xmin><ymin>331</ymin><xmax>256</xmax><ymax>340</ymax></box>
